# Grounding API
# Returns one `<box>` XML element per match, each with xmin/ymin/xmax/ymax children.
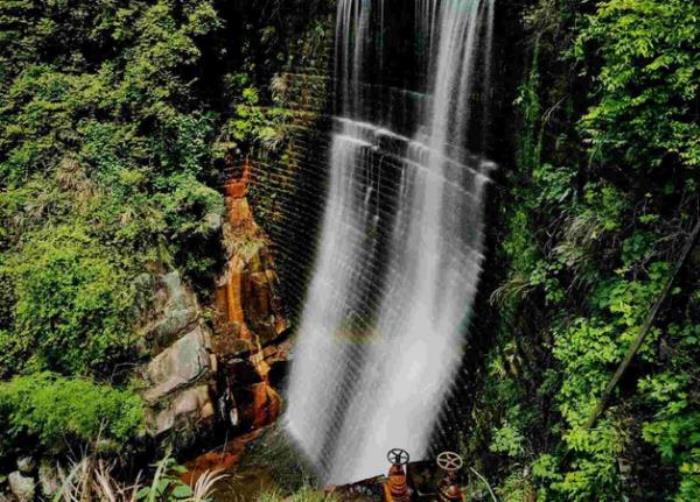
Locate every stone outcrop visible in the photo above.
<box><xmin>139</xmin><ymin>272</ymin><xmax>217</xmax><ymax>436</ymax></box>
<box><xmin>152</xmin><ymin>385</ymin><xmax>216</xmax><ymax>436</ymax></box>
<box><xmin>139</xmin><ymin>158</ymin><xmax>291</xmax><ymax>443</ymax></box>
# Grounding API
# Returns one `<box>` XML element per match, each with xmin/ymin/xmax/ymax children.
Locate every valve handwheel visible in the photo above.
<box><xmin>387</xmin><ymin>448</ymin><xmax>410</xmax><ymax>466</ymax></box>
<box><xmin>436</xmin><ymin>451</ymin><xmax>464</xmax><ymax>472</ymax></box>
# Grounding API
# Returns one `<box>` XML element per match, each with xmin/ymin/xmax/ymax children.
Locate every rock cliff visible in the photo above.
<box><xmin>139</xmin><ymin>158</ymin><xmax>289</xmax><ymax>442</ymax></box>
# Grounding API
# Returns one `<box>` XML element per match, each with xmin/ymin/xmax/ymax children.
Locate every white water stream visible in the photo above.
<box><xmin>286</xmin><ymin>0</ymin><xmax>496</xmax><ymax>484</ymax></box>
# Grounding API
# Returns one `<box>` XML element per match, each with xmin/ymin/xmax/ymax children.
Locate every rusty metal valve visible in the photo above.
<box><xmin>387</xmin><ymin>448</ymin><xmax>410</xmax><ymax>466</ymax></box>
<box><xmin>436</xmin><ymin>451</ymin><xmax>465</xmax><ymax>502</ymax></box>
<box><xmin>437</xmin><ymin>451</ymin><xmax>464</xmax><ymax>473</ymax></box>
<box><xmin>384</xmin><ymin>449</ymin><xmax>411</xmax><ymax>502</ymax></box>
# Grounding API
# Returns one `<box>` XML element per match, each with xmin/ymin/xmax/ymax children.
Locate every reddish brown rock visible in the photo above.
<box><xmin>214</xmin><ymin>158</ymin><xmax>288</xmax><ymax>350</ymax></box>
<box><xmin>250</xmin><ymin>382</ymin><xmax>281</xmax><ymax>429</ymax></box>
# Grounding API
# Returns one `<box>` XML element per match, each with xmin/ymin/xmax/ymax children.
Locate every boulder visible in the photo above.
<box><xmin>8</xmin><ymin>472</ymin><xmax>34</xmax><ymax>502</ymax></box>
<box><xmin>173</xmin><ymin>385</ymin><xmax>216</xmax><ymax>420</ymax></box>
<box><xmin>143</xmin><ymin>325</ymin><xmax>212</xmax><ymax>403</ymax></box>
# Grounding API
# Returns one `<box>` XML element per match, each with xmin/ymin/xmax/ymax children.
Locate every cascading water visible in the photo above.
<box><xmin>286</xmin><ymin>0</ymin><xmax>496</xmax><ymax>484</ymax></box>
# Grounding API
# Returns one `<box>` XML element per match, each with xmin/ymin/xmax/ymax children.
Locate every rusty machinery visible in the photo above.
<box><xmin>384</xmin><ymin>448</ymin><xmax>412</xmax><ymax>502</ymax></box>
<box><xmin>436</xmin><ymin>451</ymin><xmax>465</xmax><ymax>502</ymax></box>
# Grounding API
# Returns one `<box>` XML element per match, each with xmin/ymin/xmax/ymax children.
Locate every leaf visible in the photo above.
<box><xmin>171</xmin><ymin>484</ymin><xmax>194</xmax><ymax>499</ymax></box>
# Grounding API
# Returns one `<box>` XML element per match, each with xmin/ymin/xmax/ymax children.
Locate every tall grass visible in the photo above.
<box><xmin>257</xmin><ymin>486</ymin><xmax>337</xmax><ymax>502</ymax></box>
<box><xmin>51</xmin><ymin>450</ymin><xmax>227</xmax><ymax>502</ymax></box>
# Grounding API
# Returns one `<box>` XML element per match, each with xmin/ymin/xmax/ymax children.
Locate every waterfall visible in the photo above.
<box><xmin>286</xmin><ymin>0</ymin><xmax>496</xmax><ymax>484</ymax></box>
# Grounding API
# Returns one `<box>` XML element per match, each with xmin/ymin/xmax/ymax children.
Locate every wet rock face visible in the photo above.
<box><xmin>218</xmin><ymin>339</ymin><xmax>292</xmax><ymax>432</ymax></box>
<box><xmin>227</xmin><ymin>379</ymin><xmax>281</xmax><ymax>431</ymax></box>
<box><xmin>242</xmin><ymin>248</ymin><xmax>288</xmax><ymax>341</ymax></box>
<box><xmin>250</xmin><ymin>382</ymin><xmax>281</xmax><ymax>429</ymax></box>
<box><xmin>214</xmin><ymin>162</ymin><xmax>288</xmax><ymax>349</ymax></box>
<box><xmin>207</xmin><ymin>164</ymin><xmax>292</xmax><ymax>435</ymax></box>
<box><xmin>215</xmin><ymin>245</ymin><xmax>288</xmax><ymax>345</ymax></box>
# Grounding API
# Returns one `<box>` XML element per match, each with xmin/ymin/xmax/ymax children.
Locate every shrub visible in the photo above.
<box><xmin>1</xmin><ymin>225</ymin><xmax>136</xmax><ymax>376</ymax></box>
<box><xmin>0</xmin><ymin>373</ymin><xmax>145</xmax><ymax>457</ymax></box>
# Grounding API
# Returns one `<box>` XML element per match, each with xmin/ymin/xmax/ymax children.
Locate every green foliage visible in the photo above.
<box><xmin>472</xmin><ymin>0</ymin><xmax>700</xmax><ymax>500</ymax></box>
<box><xmin>135</xmin><ymin>453</ymin><xmax>194</xmax><ymax>502</ymax></box>
<box><xmin>0</xmin><ymin>0</ymin><xmax>227</xmax><ymax>379</ymax></box>
<box><xmin>217</xmin><ymin>76</ymin><xmax>294</xmax><ymax>155</ymax></box>
<box><xmin>1</xmin><ymin>225</ymin><xmax>135</xmax><ymax>376</ymax></box>
<box><xmin>258</xmin><ymin>487</ymin><xmax>337</xmax><ymax>502</ymax></box>
<box><xmin>0</xmin><ymin>0</ymin><xmax>233</xmax><ymax>466</ymax></box>
<box><xmin>0</xmin><ymin>0</ymin><xmax>226</xmax><ymax>259</ymax></box>
<box><xmin>577</xmin><ymin>0</ymin><xmax>700</xmax><ymax>171</ymax></box>
<box><xmin>0</xmin><ymin>0</ymin><xmax>333</xmax><ymax>474</ymax></box>
<box><xmin>0</xmin><ymin>372</ymin><xmax>144</xmax><ymax>456</ymax></box>
<box><xmin>490</xmin><ymin>421</ymin><xmax>526</xmax><ymax>458</ymax></box>
<box><xmin>637</xmin><ymin>321</ymin><xmax>700</xmax><ymax>501</ymax></box>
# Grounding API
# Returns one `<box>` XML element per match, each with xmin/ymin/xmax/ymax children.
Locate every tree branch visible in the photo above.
<box><xmin>584</xmin><ymin>218</ymin><xmax>700</xmax><ymax>431</ymax></box>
